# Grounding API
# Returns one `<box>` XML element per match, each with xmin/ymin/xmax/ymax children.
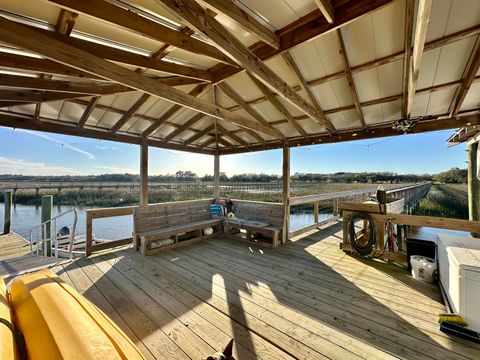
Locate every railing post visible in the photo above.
<box><xmin>468</xmin><ymin>141</ymin><xmax>479</xmax><ymax>237</ymax></box>
<box><xmin>86</xmin><ymin>210</ymin><xmax>93</xmax><ymax>256</ymax></box>
<box><xmin>314</xmin><ymin>201</ymin><xmax>319</xmax><ymax>224</ymax></box>
<box><xmin>213</xmin><ymin>153</ymin><xmax>220</xmax><ymax>198</ymax></box>
<box><xmin>140</xmin><ymin>142</ymin><xmax>148</xmax><ymax>208</ymax></box>
<box><xmin>3</xmin><ymin>190</ymin><xmax>12</xmax><ymax>234</ymax></box>
<box><xmin>282</xmin><ymin>145</ymin><xmax>290</xmax><ymax>243</ymax></box>
<box><xmin>41</xmin><ymin>195</ymin><xmax>53</xmax><ymax>256</ymax></box>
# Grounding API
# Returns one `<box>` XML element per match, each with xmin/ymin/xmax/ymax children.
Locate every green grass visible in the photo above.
<box><xmin>415</xmin><ymin>184</ymin><xmax>468</xmax><ymax>219</ymax></box>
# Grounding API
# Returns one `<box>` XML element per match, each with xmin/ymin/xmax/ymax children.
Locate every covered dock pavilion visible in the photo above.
<box><xmin>0</xmin><ymin>0</ymin><xmax>480</xmax><ymax>358</ymax></box>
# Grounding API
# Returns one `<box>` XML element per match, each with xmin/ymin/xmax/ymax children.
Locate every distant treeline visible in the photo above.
<box><xmin>0</xmin><ymin>167</ymin><xmax>467</xmax><ymax>184</ymax></box>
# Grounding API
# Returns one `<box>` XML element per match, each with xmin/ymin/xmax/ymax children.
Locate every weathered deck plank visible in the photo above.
<box><xmin>3</xmin><ymin>224</ymin><xmax>480</xmax><ymax>359</ymax></box>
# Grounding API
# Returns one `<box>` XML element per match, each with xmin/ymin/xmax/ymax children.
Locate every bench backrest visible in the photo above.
<box><xmin>232</xmin><ymin>200</ymin><xmax>285</xmax><ymax>228</ymax></box>
<box><xmin>134</xmin><ymin>199</ymin><xmax>214</xmax><ymax>234</ymax></box>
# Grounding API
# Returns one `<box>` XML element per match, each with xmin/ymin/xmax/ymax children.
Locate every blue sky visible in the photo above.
<box><xmin>0</xmin><ymin>126</ymin><xmax>466</xmax><ymax>176</ymax></box>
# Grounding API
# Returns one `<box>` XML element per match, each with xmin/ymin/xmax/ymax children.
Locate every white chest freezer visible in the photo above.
<box><xmin>437</xmin><ymin>234</ymin><xmax>480</xmax><ymax>331</ymax></box>
<box><xmin>447</xmin><ymin>247</ymin><xmax>480</xmax><ymax>330</ymax></box>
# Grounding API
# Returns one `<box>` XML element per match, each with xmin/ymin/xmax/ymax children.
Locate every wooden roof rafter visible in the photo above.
<box><xmin>0</xmin><ymin>111</ymin><xmax>216</xmax><ymax>154</ymax></box>
<box><xmin>110</xmin><ymin>93</ymin><xmax>151</xmax><ymax>133</ymax></box>
<box><xmin>162</xmin><ymin>112</ymin><xmax>205</xmax><ymax>143</ymax></box>
<box><xmin>154</xmin><ymin>0</ymin><xmax>334</xmax><ymax>131</ymax></box>
<box><xmin>183</xmin><ymin>122</ymin><xmax>215</xmax><ymax>146</ymax></box>
<box><xmin>217</xmin><ymin>113</ymin><xmax>480</xmax><ymax>155</ymax></box>
<box><xmin>306</xmin><ymin>25</ymin><xmax>480</xmax><ymax>87</ymax></box>
<box><xmin>77</xmin><ymin>96</ymin><xmax>100</xmax><ymax>129</ymax></box>
<box><xmin>201</xmin><ymin>0</ymin><xmax>280</xmax><ymax>49</ymax></box>
<box><xmin>35</xmin><ymin>8</ymin><xmax>78</xmax><ymax>121</ymax></box>
<box><xmin>314</xmin><ymin>0</ymin><xmax>335</xmax><ymax>24</ymax></box>
<box><xmin>335</xmin><ymin>29</ymin><xmax>367</xmax><ymax>128</ymax></box>
<box><xmin>405</xmin><ymin>0</ymin><xmax>432</xmax><ymax>119</ymax></box>
<box><xmin>450</xmin><ymin>40</ymin><xmax>480</xmax><ymax>116</ymax></box>
<box><xmin>25</xmin><ymin>25</ymin><xmax>213</xmax><ymax>81</ymax></box>
<box><xmin>217</xmin><ymin>82</ymin><xmax>285</xmax><ymax>140</ymax></box>
<box><xmin>0</xmin><ymin>17</ymin><xmax>281</xmax><ymax>140</ymax></box>
<box><xmin>141</xmin><ymin>83</ymin><xmax>210</xmax><ymax>138</ymax></box>
<box><xmin>247</xmin><ymin>72</ymin><xmax>308</xmax><ymax>138</ymax></box>
<box><xmin>402</xmin><ymin>0</ymin><xmax>415</xmax><ymax>119</ymax></box>
<box><xmin>45</xmin><ymin>0</ymin><xmax>236</xmax><ymax>66</ymax></box>
<box><xmin>282</xmin><ymin>51</ymin><xmax>334</xmax><ymax>132</ymax></box>
<box><xmin>209</xmin><ymin>0</ymin><xmax>395</xmax><ymax>83</ymax></box>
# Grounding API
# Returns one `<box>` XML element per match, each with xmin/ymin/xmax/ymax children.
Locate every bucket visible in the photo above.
<box><xmin>411</xmin><ymin>255</ymin><xmax>437</xmax><ymax>283</ymax></box>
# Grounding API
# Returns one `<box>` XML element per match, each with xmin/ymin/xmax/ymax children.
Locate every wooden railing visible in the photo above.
<box><xmin>288</xmin><ymin>183</ymin><xmax>431</xmax><ymax>237</ymax></box>
<box><xmin>85</xmin><ymin>205</ymin><xmax>137</xmax><ymax>256</ymax></box>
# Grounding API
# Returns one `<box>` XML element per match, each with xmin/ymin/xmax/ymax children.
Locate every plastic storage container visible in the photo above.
<box><xmin>411</xmin><ymin>255</ymin><xmax>437</xmax><ymax>283</ymax></box>
<box><xmin>406</xmin><ymin>236</ymin><xmax>437</xmax><ymax>271</ymax></box>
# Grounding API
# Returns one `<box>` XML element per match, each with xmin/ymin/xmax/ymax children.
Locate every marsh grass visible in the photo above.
<box><xmin>415</xmin><ymin>184</ymin><xmax>468</xmax><ymax>219</ymax></box>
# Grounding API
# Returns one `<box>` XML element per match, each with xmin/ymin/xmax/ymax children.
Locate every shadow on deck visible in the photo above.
<box><xmin>32</xmin><ymin>223</ymin><xmax>480</xmax><ymax>359</ymax></box>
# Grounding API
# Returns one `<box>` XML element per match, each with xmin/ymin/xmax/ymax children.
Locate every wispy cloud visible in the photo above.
<box><xmin>94</xmin><ymin>166</ymin><xmax>138</xmax><ymax>174</ymax></box>
<box><xmin>18</xmin><ymin>130</ymin><xmax>96</xmax><ymax>160</ymax></box>
<box><xmin>94</xmin><ymin>145</ymin><xmax>124</xmax><ymax>152</ymax></box>
<box><xmin>0</xmin><ymin>156</ymin><xmax>82</xmax><ymax>175</ymax></box>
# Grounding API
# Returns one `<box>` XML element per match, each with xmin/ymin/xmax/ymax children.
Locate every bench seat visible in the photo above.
<box><xmin>134</xmin><ymin>199</ymin><xmax>223</xmax><ymax>255</ymax></box>
<box><xmin>224</xmin><ymin>200</ymin><xmax>285</xmax><ymax>248</ymax></box>
<box><xmin>138</xmin><ymin>219</ymin><xmax>223</xmax><ymax>240</ymax></box>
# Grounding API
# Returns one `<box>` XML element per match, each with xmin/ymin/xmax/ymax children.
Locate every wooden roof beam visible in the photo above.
<box><xmin>0</xmin><ymin>74</ymin><xmax>128</xmax><ymax>95</ymax></box>
<box><xmin>0</xmin><ymin>53</ymin><xmax>203</xmax><ymax>86</ymax></box>
<box><xmin>405</xmin><ymin>0</ymin><xmax>432</xmax><ymax>118</ymax></box>
<box><xmin>217</xmin><ymin>82</ymin><xmax>285</xmax><ymax>140</ymax></box>
<box><xmin>247</xmin><ymin>72</ymin><xmax>307</xmax><ymax>137</ymax></box>
<box><xmin>162</xmin><ymin>112</ymin><xmax>205</xmax><ymax>142</ymax></box>
<box><xmin>0</xmin><ymin>17</ymin><xmax>279</xmax><ymax>138</ymax></box>
<box><xmin>55</xmin><ymin>9</ymin><xmax>78</xmax><ymax>35</ymax></box>
<box><xmin>141</xmin><ymin>83</ymin><xmax>209</xmax><ymax>137</ymax></box>
<box><xmin>402</xmin><ymin>0</ymin><xmax>415</xmax><ymax>118</ymax></box>
<box><xmin>215</xmin><ymin>123</ymin><xmax>249</xmax><ymax>147</ymax></box>
<box><xmin>155</xmin><ymin>0</ymin><xmax>332</xmax><ymax>130</ymax></box>
<box><xmin>450</xmin><ymin>42</ymin><xmax>480</xmax><ymax>116</ymax></box>
<box><xmin>27</xmin><ymin>25</ymin><xmax>213</xmax><ymax>81</ymax></box>
<box><xmin>111</xmin><ymin>93</ymin><xmax>151</xmax><ymax>133</ymax></box>
<box><xmin>218</xmin><ymin>113</ymin><xmax>480</xmax><ymax>155</ymax></box>
<box><xmin>183</xmin><ymin>122</ymin><xmax>215</xmax><ymax>145</ymax></box>
<box><xmin>314</xmin><ymin>0</ymin><xmax>334</xmax><ymax>24</ymax></box>
<box><xmin>335</xmin><ymin>29</ymin><xmax>367</xmax><ymax>128</ymax></box>
<box><xmin>201</xmin><ymin>0</ymin><xmax>280</xmax><ymax>49</ymax></box>
<box><xmin>0</xmin><ymin>89</ymin><xmax>90</xmax><ymax>103</ymax></box>
<box><xmin>77</xmin><ymin>96</ymin><xmax>99</xmax><ymax>128</ymax></box>
<box><xmin>199</xmin><ymin>136</ymin><xmax>216</xmax><ymax>149</ymax></box>
<box><xmin>209</xmin><ymin>0</ymin><xmax>395</xmax><ymax>82</ymax></box>
<box><xmin>0</xmin><ymin>111</ymin><xmax>215</xmax><ymax>154</ymax></box>
<box><xmin>46</xmin><ymin>0</ymin><xmax>235</xmax><ymax>66</ymax></box>
<box><xmin>282</xmin><ymin>51</ymin><xmax>334</xmax><ymax>131</ymax></box>
<box><xmin>307</xmin><ymin>25</ymin><xmax>480</xmax><ymax>88</ymax></box>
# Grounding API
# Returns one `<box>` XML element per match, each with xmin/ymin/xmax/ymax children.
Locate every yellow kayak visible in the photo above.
<box><xmin>1</xmin><ymin>276</ymin><xmax>16</xmax><ymax>360</ymax></box>
<box><xmin>9</xmin><ymin>269</ymin><xmax>145</xmax><ymax>360</ymax></box>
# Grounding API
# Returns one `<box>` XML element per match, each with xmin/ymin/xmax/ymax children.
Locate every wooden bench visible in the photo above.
<box><xmin>134</xmin><ymin>199</ymin><xmax>223</xmax><ymax>255</ymax></box>
<box><xmin>224</xmin><ymin>200</ymin><xmax>284</xmax><ymax>248</ymax></box>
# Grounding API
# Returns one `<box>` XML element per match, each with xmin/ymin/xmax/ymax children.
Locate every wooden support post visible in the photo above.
<box><xmin>282</xmin><ymin>145</ymin><xmax>290</xmax><ymax>243</ymax></box>
<box><xmin>314</xmin><ymin>201</ymin><xmax>319</xmax><ymax>224</ymax></box>
<box><xmin>3</xmin><ymin>191</ymin><xmax>12</xmax><ymax>234</ymax></box>
<box><xmin>41</xmin><ymin>195</ymin><xmax>53</xmax><ymax>256</ymax></box>
<box><xmin>213</xmin><ymin>153</ymin><xmax>220</xmax><ymax>198</ymax></box>
<box><xmin>86</xmin><ymin>211</ymin><xmax>93</xmax><ymax>256</ymax></box>
<box><xmin>140</xmin><ymin>142</ymin><xmax>148</xmax><ymax>208</ymax></box>
<box><xmin>468</xmin><ymin>141</ymin><xmax>480</xmax><ymax>236</ymax></box>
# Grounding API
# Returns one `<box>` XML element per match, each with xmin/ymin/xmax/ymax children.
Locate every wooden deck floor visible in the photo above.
<box><xmin>4</xmin><ymin>224</ymin><xmax>480</xmax><ymax>359</ymax></box>
<box><xmin>0</xmin><ymin>233</ymin><xmax>68</xmax><ymax>279</ymax></box>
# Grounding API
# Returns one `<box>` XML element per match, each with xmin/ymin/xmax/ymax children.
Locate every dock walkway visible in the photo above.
<box><xmin>0</xmin><ymin>233</ymin><xmax>68</xmax><ymax>281</ymax></box>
